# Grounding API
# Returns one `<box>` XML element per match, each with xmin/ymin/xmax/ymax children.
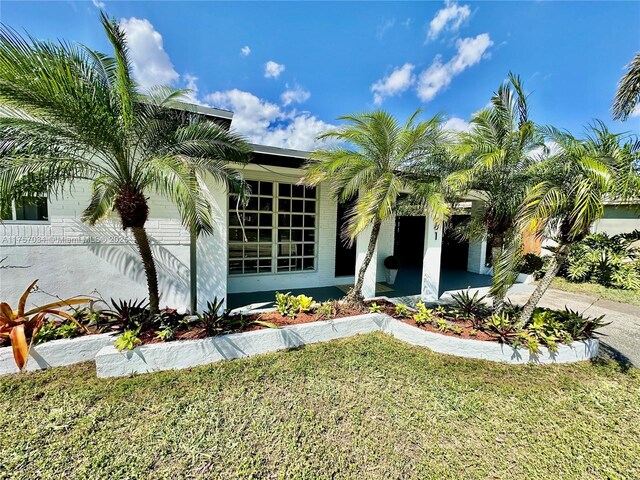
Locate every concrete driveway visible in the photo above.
<box><xmin>506</xmin><ymin>288</ymin><xmax>640</xmax><ymax>367</ymax></box>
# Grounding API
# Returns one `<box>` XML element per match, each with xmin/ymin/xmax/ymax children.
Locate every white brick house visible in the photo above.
<box><xmin>0</xmin><ymin>104</ymin><xmax>445</xmax><ymax>311</ymax></box>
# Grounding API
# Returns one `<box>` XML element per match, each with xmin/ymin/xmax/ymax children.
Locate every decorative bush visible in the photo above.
<box><xmin>519</xmin><ymin>253</ymin><xmax>544</xmax><ymax>275</ymax></box>
<box><xmin>384</xmin><ymin>256</ymin><xmax>400</xmax><ymax>270</ymax></box>
<box><xmin>563</xmin><ymin>231</ymin><xmax>640</xmax><ymax>289</ymax></box>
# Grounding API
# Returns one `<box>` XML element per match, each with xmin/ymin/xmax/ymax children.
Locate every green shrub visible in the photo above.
<box><xmin>564</xmin><ymin>231</ymin><xmax>640</xmax><ymax>289</ymax></box>
<box><xmin>450</xmin><ymin>289</ymin><xmax>489</xmax><ymax>327</ymax></box>
<box><xmin>520</xmin><ymin>253</ymin><xmax>544</xmax><ymax>274</ymax></box>
<box><xmin>296</xmin><ymin>295</ymin><xmax>314</xmax><ymax>313</ymax></box>
<box><xmin>483</xmin><ymin>312</ymin><xmax>522</xmax><ymax>343</ymax></box>
<box><xmin>413</xmin><ymin>301</ymin><xmax>435</xmax><ymax>326</ymax></box>
<box><xmin>275</xmin><ymin>292</ymin><xmax>299</xmax><ymax>318</ymax></box>
<box><xmin>34</xmin><ymin>321</ymin><xmax>80</xmax><ymax>344</ymax></box>
<box><xmin>114</xmin><ymin>329</ymin><xmax>142</xmax><ymax>351</ymax></box>
<box><xmin>394</xmin><ymin>303</ymin><xmax>410</xmax><ymax>318</ymax></box>
<box><xmin>316</xmin><ymin>301</ymin><xmax>335</xmax><ymax>319</ymax></box>
<box><xmin>368</xmin><ymin>302</ymin><xmax>382</xmax><ymax>313</ymax></box>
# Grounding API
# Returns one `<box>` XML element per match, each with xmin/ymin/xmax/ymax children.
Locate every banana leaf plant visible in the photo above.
<box><xmin>0</xmin><ymin>280</ymin><xmax>91</xmax><ymax>371</ymax></box>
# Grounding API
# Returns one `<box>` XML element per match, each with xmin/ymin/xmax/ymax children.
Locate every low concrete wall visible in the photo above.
<box><xmin>95</xmin><ymin>313</ymin><xmax>599</xmax><ymax>378</ymax></box>
<box><xmin>386</xmin><ymin>320</ymin><xmax>599</xmax><ymax>365</ymax></box>
<box><xmin>96</xmin><ymin>314</ymin><xmax>388</xmax><ymax>378</ymax></box>
<box><xmin>0</xmin><ymin>333</ymin><xmax>115</xmax><ymax>376</ymax></box>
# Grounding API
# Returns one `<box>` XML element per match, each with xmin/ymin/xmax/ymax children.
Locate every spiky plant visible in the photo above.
<box><xmin>0</xmin><ymin>14</ymin><xmax>250</xmax><ymax>313</ymax></box>
<box><xmin>446</xmin><ymin>73</ymin><xmax>545</xmax><ymax>312</ymax></box>
<box><xmin>304</xmin><ymin>110</ymin><xmax>449</xmax><ymax>302</ymax></box>
<box><xmin>516</xmin><ymin>123</ymin><xmax>640</xmax><ymax>324</ymax></box>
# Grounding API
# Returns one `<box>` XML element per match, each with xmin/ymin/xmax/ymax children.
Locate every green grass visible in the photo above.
<box><xmin>1</xmin><ymin>334</ymin><xmax>639</xmax><ymax>479</ymax></box>
<box><xmin>550</xmin><ymin>277</ymin><xmax>640</xmax><ymax>306</ymax></box>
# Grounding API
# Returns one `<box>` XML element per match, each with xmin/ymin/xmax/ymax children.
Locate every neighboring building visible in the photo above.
<box><xmin>591</xmin><ymin>202</ymin><xmax>640</xmax><ymax>236</ymax></box>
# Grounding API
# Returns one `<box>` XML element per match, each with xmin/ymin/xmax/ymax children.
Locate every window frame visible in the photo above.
<box><xmin>1</xmin><ymin>196</ymin><xmax>50</xmax><ymax>224</ymax></box>
<box><xmin>227</xmin><ymin>180</ymin><xmax>319</xmax><ymax>277</ymax></box>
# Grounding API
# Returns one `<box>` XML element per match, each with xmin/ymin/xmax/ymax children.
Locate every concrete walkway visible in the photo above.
<box><xmin>506</xmin><ymin>288</ymin><xmax>640</xmax><ymax>367</ymax></box>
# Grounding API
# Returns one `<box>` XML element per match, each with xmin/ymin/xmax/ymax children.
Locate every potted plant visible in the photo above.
<box><xmin>384</xmin><ymin>256</ymin><xmax>400</xmax><ymax>285</ymax></box>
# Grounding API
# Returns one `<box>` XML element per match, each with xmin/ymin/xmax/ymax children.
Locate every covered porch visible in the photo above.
<box><xmin>227</xmin><ymin>267</ymin><xmax>494</xmax><ymax>309</ymax></box>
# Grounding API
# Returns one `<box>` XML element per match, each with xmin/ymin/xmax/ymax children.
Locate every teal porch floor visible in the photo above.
<box><xmin>227</xmin><ymin>267</ymin><xmax>494</xmax><ymax>310</ymax></box>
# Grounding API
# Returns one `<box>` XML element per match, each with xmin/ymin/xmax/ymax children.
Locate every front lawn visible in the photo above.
<box><xmin>550</xmin><ymin>277</ymin><xmax>640</xmax><ymax>307</ymax></box>
<box><xmin>1</xmin><ymin>333</ymin><xmax>639</xmax><ymax>479</ymax></box>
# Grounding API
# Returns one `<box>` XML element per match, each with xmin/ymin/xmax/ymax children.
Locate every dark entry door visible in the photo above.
<box><xmin>334</xmin><ymin>201</ymin><xmax>356</xmax><ymax>276</ymax></box>
<box><xmin>394</xmin><ymin>216</ymin><xmax>426</xmax><ymax>267</ymax></box>
<box><xmin>441</xmin><ymin>215</ymin><xmax>470</xmax><ymax>270</ymax></box>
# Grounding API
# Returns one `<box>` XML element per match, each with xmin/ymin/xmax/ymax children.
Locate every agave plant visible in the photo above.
<box><xmin>0</xmin><ymin>280</ymin><xmax>90</xmax><ymax>371</ymax></box>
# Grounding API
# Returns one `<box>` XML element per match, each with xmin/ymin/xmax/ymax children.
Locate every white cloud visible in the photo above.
<box><xmin>630</xmin><ymin>105</ymin><xmax>640</xmax><ymax>118</ymax></box>
<box><xmin>281</xmin><ymin>85</ymin><xmax>311</xmax><ymax>106</ymax></box>
<box><xmin>371</xmin><ymin>63</ymin><xmax>416</xmax><ymax>105</ymax></box>
<box><xmin>92</xmin><ymin>0</ymin><xmax>105</xmax><ymax>9</ymax></box>
<box><xmin>428</xmin><ymin>0</ymin><xmax>471</xmax><ymax>41</ymax></box>
<box><xmin>377</xmin><ymin>18</ymin><xmax>396</xmax><ymax>39</ymax></box>
<box><xmin>264</xmin><ymin>61</ymin><xmax>285</xmax><ymax>79</ymax></box>
<box><xmin>205</xmin><ymin>89</ymin><xmax>334</xmax><ymax>150</ymax></box>
<box><xmin>240</xmin><ymin>45</ymin><xmax>251</xmax><ymax>56</ymax></box>
<box><xmin>416</xmin><ymin>33</ymin><xmax>493</xmax><ymax>102</ymax></box>
<box><xmin>443</xmin><ymin>116</ymin><xmax>470</xmax><ymax>132</ymax></box>
<box><xmin>119</xmin><ymin>17</ymin><xmax>179</xmax><ymax>90</ymax></box>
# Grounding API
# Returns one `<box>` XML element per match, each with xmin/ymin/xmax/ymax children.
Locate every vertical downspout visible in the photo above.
<box><xmin>190</xmin><ymin>228</ymin><xmax>197</xmax><ymax>313</ymax></box>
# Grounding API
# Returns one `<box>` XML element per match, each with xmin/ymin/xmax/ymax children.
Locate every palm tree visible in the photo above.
<box><xmin>447</xmin><ymin>73</ymin><xmax>544</xmax><ymax>312</ymax></box>
<box><xmin>613</xmin><ymin>52</ymin><xmax>640</xmax><ymax>121</ymax></box>
<box><xmin>303</xmin><ymin>110</ymin><xmax>449</xmax><ymax>302</ymax></box>
<box><xmin>517</xmin><ymin>123</ymin><xmax>640</xmax><ymax>324</ymax></box>
<box><xmin>0</xmin><ymin>14</ymin><xmax>250</xmax><ymax>314</ymax></box>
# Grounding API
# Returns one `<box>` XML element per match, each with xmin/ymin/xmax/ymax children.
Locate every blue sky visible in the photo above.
<box><xmin>2</xmin><ymin>1</ymin><xmax>639</xmax><ymax>149</ymax></box>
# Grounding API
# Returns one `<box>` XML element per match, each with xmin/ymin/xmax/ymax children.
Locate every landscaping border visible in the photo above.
<box><xmin>94</xmin><ymin>313</ymin><xmax>599</xmax><ymax>378</ymax></box>
<box><xmin>0</xmin><ymin>333</ymin><xmax>115</xmax><ymax>376</ymax></box>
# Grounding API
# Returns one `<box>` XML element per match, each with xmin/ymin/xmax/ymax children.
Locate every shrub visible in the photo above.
<box><xmin>296</xmin><ymin>295</ymin><xmax>314</xmax><ymax>313</ymax></box>
<box><xmin>114</xmin><ymin>329</ymin><xmax>142</xmax><ymax>351</ymax></box>
<box><xmin>316</xmin><ymin>301</ymin><xmax>335</xmax><ymax>319</ymax></box>
<box><xmin>483</xmin><ymin>312</ymin><xmax>522</xmax><ymax>343</ymax></box>
<box><xmin>553</xmin><ymin>307</ymin><xmax>609</xmax><ymax>340</ymax></box>
<box><xmin>450</xmin><ymin>289</ymin><xmax>489</xmax><ymax>327</ymax></box>
<box><xmin>196</xmin><ymin>298</ymin><xmax>227</xmax><ymax>336</ymax></box>
<box><xmin>368</xmin><ymin>302</ymin><xmax>382</xmax><ymax>313</ymax></box>
<box><xmin>275</xmin><ymin>292</ymin><xmax>298</xmax><ymax>318</ymax></box>
<box><xmin>394</xmin><ymin>303</ymin><xmax>410</xmax><ymax>318</ymax></box>
<box><xmin>34</xmin><ymin>321</ymin><xmax>80</xmax><ymax>344</ymax></box>
<box><xmin>520</xmin><ymin>253</ymin><xmax>544</xmax><ymax>274</ymax></box>
<box><xmin>413</xmin><ymin>301</ymin><xmax>435</xmax><ymax>326</ymax></box>
<box><xmin>384</xmin><ymin>256</ymin><xmax>400</xmax><ymax>270</ymax></box>
<box><xmin>564</xmin><ymin>231</ymin><xmax>640</xmax><ymax>289</ymax></box>
<box><xmin>0</xmin><ymin>280</ymin><xmax>90</xmax><ymax>371</ymax></box>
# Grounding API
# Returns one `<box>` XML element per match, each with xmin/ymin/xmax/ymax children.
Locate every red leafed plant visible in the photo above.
<box><xmin>0</xmin><ymin>280</ymin><xmax>91</xmax><ymax>371</ymax></box>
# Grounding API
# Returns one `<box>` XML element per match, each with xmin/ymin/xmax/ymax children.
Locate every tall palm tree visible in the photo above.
<box><xmin>447</xmin><ymin>73</ymin><xmax>544</xmax><ymax>312</ymax></box>
<box><xmin>304</xmin><ymin>110</ymin><xmax>449</xmax><ymax>302</ymax></box>
<box><xmin>613</xmin><ymin>52</ymin><xmax>640</xmax><ymax>121</ymax></box>
<box><xmin>0</xmin><ymin>14</ymin><xmax>250</xmax><ymax>314</ymax></box>
<box><xmin>517</xmin><ymin>123</ymin><xmax>640</xmax><ymax>324</ymax></box>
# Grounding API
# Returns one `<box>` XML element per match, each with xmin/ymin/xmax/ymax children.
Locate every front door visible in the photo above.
<box><xmin>334</xmin><ymin>201</ymin><xmax>356</xmax><ymax>276</ymax></box>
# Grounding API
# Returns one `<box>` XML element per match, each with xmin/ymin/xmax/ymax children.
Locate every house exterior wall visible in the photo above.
<box><xmin>591</xmin><ymin>205</ymin><xmax>640</xmax><ymax>236</ymax></box>
<box><xmin>0</xmin><ymin>182</ymin><xmax>192</xmax><ymax>309</ymax></box>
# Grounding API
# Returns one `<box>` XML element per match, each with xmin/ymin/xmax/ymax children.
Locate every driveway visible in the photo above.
<box><xmin>507</xmin><ymin>288</ymin><xmax>640</xmax><ymax>367</ymax></box>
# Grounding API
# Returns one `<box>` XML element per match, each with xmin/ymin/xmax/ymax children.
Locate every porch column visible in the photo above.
<box><xmin>467</xmin><ymin>200</ymin><xmax>488</xmax><ymax>275</ymax></box>
<box><xmin>355</xmin><ymin>223</ymin><xmax>378</xmax><ymax>299</ymax></box>
<box><xmin>421</xmin><ymin>216</ymin><xmax>442</xmax><ymax>302</ymax></box>
<box><xmin>467</xmin><ymin>239</ymin><xmax>488</xmax><ymax>274</ymax></box>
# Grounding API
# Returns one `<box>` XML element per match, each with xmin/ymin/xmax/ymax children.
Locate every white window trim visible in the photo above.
<box><xmin>227</xmin><ymin>180</ymin><xmax>319</xmax><ymax>276</ymax></box>
<box><xmin>1</xmin><ymin>196</ymin><xmax>50</xmax><ymax>224</ymax></box>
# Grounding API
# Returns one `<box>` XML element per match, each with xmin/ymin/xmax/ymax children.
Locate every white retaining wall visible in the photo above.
<box><xmin>0</xmin><ymin>333</ymin><xmax>115</xmax><ymax>376</ymax></box>
<box><xmin>95</xmin><ymin>314</ymin><xmax>599</xmax><ymax>378</ymax></box>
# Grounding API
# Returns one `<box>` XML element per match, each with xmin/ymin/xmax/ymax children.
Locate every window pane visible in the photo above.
<box><xmin>244</xmin><ymin>260</ymin><xmax>258</xmax><ymax>273</ymax></box>
<box><xmin>304</xmin><ymin>200</ymin><xmax>315</xmax><ymax>213</ymax></box>
<box><xmin>229</xmin><ymin>244</ymin><xmax>244</xmax><ymax>258</ymax></box>
<box><xmin>259</xmin><ymin>197</ymin><xmax>272</xmax><ymax>211</ymax></box>
<box><xmin>278</xmin><ymin>199</ymin><xmax>291</xmax><ymax>212</ymax></box>
<box><xmin>279</xmin><ymin>184</ymin><xmax>291</xmax><ymax>197</ymax></box>
<box><xmin>259</xmin><ymin>229</ymin><xmax>272</xmax><ymax>242</ymax></box>
<box><xmin>278</xmin><ymin>214</ymin><xmax>290</xmax><ymax>227</ymax></box>
<box><xmin>304</xmin><ymin>216</ymin><xmax>315</xmax><ymax>228</ymax></box>
<box><xmin>229</xmin><ymin>228</ymin><xmax>243</xmax><ymax>241</ymax></box>
<box><xmin>258</xmin><ymin>244</ymin><xmax>271</xmax><ymax>257</ymax></box>
<box><xmin>259</xmin><ymin>213</ymin><xmax>272</xmax><ymax>227</ymax></box>
<box><xmin>292</xmin><ymin>215</ymin><xmax>303</xmax><ymax>227</ymax></box>
<box><xmin>303</xmin><ymin>244</ymin><xmax>314</xmax><ymax>256</ymax></box>
<box><xmin>292</xmin><ymin>200</ymin><xmax>304</xmax><ymax>213</ymax></box>
<box><xmin>303</xmin><ymin>258</ymin><xmax>315</xmax><ymax>270</ymax></box>
<box><xmin>245</xmin><ymin>229</ymin><xmax>258</xmax><ymax>242</ymax></box>
<box><xmin>15</xmin><ymin>197</ymin><xmax>48</xmax><ymax>221</ymax></box>
<box><xmin>246</xmin><ymin>197</ymin><xmax>258</xmax><ymax>211</ymax></box>
<box><xmin>290</xmin><ymin>258</ymin><xmax>303</xmax><ymax>270</ymax></box>
<box><xmin>277</xmin><ymin>259</ymin><xmax>290</xmax><ymax>272</ymax></box>
<box><xmin>244</xmin><ymin>213</ymin><xmax>258</xmax><ymax>226</ymax></box>
<box><xmin>260</xmin><ymin>182</ymin><xmax>273</xmax><ymax>196</ymax></box>
<box><xmin>246</xmin><ymin>180</ymin><xmax>259</xmax><ymax>194</ymax></box>
<box><xmin>303</xmin><ymin>230</ymin><xmax>315</xmax><ymax>242</ymax></box>
<box><xmin>292</xmin><ymin>185</ymin><xmax>304</xmax><ymax>198</ymax></box>
<box><xmin>305</xmin><ymin>186</ymin><xmax>317</xmax><ymax>199</ymax></box>
<box><xmin>291</xmin><ymin>230</ymin><xmax>302</xmax><ymax>242</ymax></box>
<box><xmin>229</xmin><ymin>260</ymin><xmax>243</xmax><ymax>274</ymax></box>
<box><xmin>278</xmin><ymin>230</ymin><xmax>290</xmax><ymax>242</ymax></box>
<box><xmin>244</xmin><ymin>244</ymin><xmax>259</xmax><ymax>257</ymax></box>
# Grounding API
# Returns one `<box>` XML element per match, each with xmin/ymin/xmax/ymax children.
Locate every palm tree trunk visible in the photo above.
<box><xmin>131</xmin><ymin>226</ymin><xmax>160</xmax><ymax>314</ymax></box>
<box><xmin>518</xmin><ymin>243</ymin><xmax>570</xmax><ymax>325</ymax></box>
<box><xmin>491</xmin><ymin>242</ymin><xmax>506</xmax><ymax>313</ymax></box>
<box><xmin>347</xmin><ymin>221</ymin><xmax>382</xmax><ymax>302</ymax></box>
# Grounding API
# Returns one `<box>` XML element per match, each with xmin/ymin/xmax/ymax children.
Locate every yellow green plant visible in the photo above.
<box><xmin>296</xmin><ymin>295</ymin><xmax>314</xmax><ymax>313</ymax></box>
<box><xmin>0</xmin><ymin>280</ymin><xmax>90</xmax><ymax>371</ymax></box>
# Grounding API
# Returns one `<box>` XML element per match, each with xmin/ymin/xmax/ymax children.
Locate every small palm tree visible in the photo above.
<box><xmin>517</xmin><ymin>123</ymin><xmax>640</xmax><ymax>324</ymax></box>
<box><xmin>0</xmin><ymin>14</ymin><xmax>250</xmax><ymax>314</ymax></box>
<box><xmin>613</xmin><ymin>52</ymin><xmax>640</xmax><ymax>121</ymax></box>
<box><xmin>447</xmin><ymin>73</ymin><xmax>544</xmax><ymax>311</ymax></box>
<box><xmin>304</xmin><ymin>110</ymin><xmax>449</xmax><ymax>302</ymax></box>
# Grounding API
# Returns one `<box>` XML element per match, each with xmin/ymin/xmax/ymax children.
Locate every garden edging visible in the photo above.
<box><xmin>94</xmin><ymin>313</ymin><xmax>599</xmax><ymax>378</ymax></box>
<box><xmin>0</xmin><ymin>333</ymin><xmax>116</xmax><ymax>376</ymax></box>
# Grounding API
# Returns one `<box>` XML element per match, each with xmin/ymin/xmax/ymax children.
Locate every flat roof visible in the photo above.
<box><xmin>249</xmin><ymin>143</ymin><xmax>310</xmax><ymax>159</ymax></box>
